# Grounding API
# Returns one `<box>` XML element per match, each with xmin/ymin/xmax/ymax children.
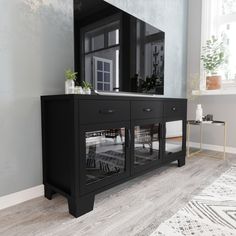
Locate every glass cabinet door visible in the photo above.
<box><xmin>165</xmin><ymin>120</ymin><xmax>183</xmax><ymax>155</ymax></box>
<box><xmin>133</xmin><ymin>123</ymin><xmax>161</xmax><ymax>169</ymax></box>
<box><xmin>85</xmin><ymin>128</ymin><xmax>126</xmax><ymax>185</ymax></box>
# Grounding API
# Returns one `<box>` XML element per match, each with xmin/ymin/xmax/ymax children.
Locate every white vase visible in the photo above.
<box><xmin>195</xmin><ymin>104</ymin><xmax>203</xmax><ymax>122</ymax></box>
<box><xmin>75</xmin><ymin>86</ymin><xmax>84</xmax><ymax>94</ymax></box>
<box><xmin>65</xmin><ymin>80</ymin><xmax>75</xmax><ymax>94</ymax></box>
<box><xmin>84</xmin><ymin>88</ymin><xmax>91</xmax><ymax>95</ymax></box>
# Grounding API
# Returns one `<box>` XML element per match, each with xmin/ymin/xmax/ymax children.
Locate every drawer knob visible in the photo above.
<box><xmin>99</xmin><ymin>109</ymin><xmax>115</xmax><ymax>114</ymax></box>
<box><xmin>172</xmin><ymin>107</ymin><xmax>176</xmax><ymax>111</ymax></box>
<box><xmin>143</xmin><ymin>108</ymin><xmax>152</xmax><ymax>112</ymax></box>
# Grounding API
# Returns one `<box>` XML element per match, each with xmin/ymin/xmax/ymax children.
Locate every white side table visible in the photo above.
<box><xmin>187</xmin><ymin>120</ymin><xmax>227</xmax><ymax>159</ymax></box>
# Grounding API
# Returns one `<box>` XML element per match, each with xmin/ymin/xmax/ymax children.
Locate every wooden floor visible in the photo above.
<box><xmin>0</xmin><ymin>151</ymin><xmax>235</xmax><ymax>236</ymax></box>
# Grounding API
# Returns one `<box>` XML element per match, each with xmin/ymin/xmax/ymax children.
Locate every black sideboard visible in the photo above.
<box><xmin>41</xmin><ymin>94</ymin><xmax>187</xmax><ymax>217</ymax></box>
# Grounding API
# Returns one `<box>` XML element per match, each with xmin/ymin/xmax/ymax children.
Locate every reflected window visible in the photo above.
<box><xmin>94</xmin><ymin>57</ymin><xmax>113</xmax><ymax>91</ymax></box>
<box><xmin>82</xmin><ymin>17</ymin><xmax>120</xmax><ymax>91</ymax></box>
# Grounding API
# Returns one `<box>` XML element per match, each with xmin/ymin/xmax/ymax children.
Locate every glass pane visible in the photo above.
<box><xmin>104</xmin><ymin>72</ymin><xmax>110</xmax><ymax>82</ymax></box>
<box><xmin>91</xmin><ymin>34</ymin><xmax>104</xmax><ymax>51</ymax></box>
<box><xmin>222</xmin><ymin>0</ymin><xmax>236</xmax><ymax>15</ymax></box>
<box><xmin>86</xmin><ymin>128</ymin><xmax>126</xmax><ymax>184</ymax></box>
<box><xmin>134</xmin><ymin>124</ymin><xmax>160</xmax><ymax>166</ymax></box>
<box><xmin>108</xmin><ymin>29</ymin><xmax>119</xmax><ymax>46</ymax></box>
<box><xmin>97</xmin><ymin>72</ymin><xmax>103</xmax><ymax>82</ymax></box>
<box><xmin>97</xmin><ymin>83</ymin><xmax>103</xmax><ymax>90</ymax></box>
<box><xmin>165</xmin><ymin>121</ymin><xmax>183</xmax><ymax>155</ymax></box>
<box><xmin>104</xmin><ymin>83</ymin><xmax>110</xmax><ymax>91</ymax></box>
<box><xmin>104</xmin><ymin>62</ymin><xmax>110</xmax><ymax>72</ymax></box>
<box><xmin>97</xmin><ymin>61</ymin><xmax>103</xmax><ymax>71</ymax></box>
<box><xmin>219</xmin><ymin>22</ymin><xmax>236</xmax><ymax>80</ymax></box>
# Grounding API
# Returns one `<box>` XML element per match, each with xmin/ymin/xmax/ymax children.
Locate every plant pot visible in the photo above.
<box><xmin>206</xmin><ymin>75</ymin><xmax>222</xmax><ymax>90</ymax></box>
<box><xmin>83</xmin><ymin>88</ymin><xmax>91</xmax><ymax>95</ymax></box>
<box><xmin>75</xmin><ymin>86</ymin><xmax>84</xmax><ymax>94</ymax></box>
<box><xmin>65</xmin><ymin>80</ymin><xmax>75</xmax><ymax>94</ymax></box>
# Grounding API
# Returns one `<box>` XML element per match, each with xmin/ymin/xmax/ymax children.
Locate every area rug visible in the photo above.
<box><xmin>150</xmin><ymin>165</ymin><xmax>236</xmax><ymax>236</ymax></box>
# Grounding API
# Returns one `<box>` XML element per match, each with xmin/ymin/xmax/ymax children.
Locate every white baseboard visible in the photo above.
<box><xmin>189</xmin><ymin>142</ymin><xmax>236</xmax><ymax>154</ymax></box>
<box><xmin>0</xmin><ymin>185</ymin><xmax>44</xmax><ymax>211</ymax></box>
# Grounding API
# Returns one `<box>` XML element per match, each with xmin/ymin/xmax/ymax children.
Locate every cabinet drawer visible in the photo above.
<box><xmin>79</xmin><ymin>100</ymin><xmax>130</xmax><ymax>124</ymax></box>
<box><xmin>131</xmin><ymin>101</ymin><xmax>163</xmax><ymax>120</ymax></box>
<box><xmin>164</xmin><ymin>101</ymin><xmax>186</xmax><ymax>117</ymax></box>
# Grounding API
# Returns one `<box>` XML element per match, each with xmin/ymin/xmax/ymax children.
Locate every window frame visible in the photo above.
<box><xmin>201</xmin><ymin>0</ymin><xmax>236</xmax><ymax>89</ymax></box>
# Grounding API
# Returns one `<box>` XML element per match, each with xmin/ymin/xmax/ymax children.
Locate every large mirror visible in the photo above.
<box><xmin>74</xmin><ymin>0</ymin><xmax>165</xmax><ymax>95</ymax></box>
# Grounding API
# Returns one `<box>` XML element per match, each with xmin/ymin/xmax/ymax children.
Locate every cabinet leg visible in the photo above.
<box><xmin>44</xmin><ymin>185</ymin><xmax>56</xmax><ymax>200</ymax></box>
<box><xmin>68</xmin><ymin>194</ymin><xmax>95</xmax><ymax>218</ymax></box>
<box><xmin>178</xmin><ymin>158</ymin><xmax>185</xmax><ymax>167</ymax></box>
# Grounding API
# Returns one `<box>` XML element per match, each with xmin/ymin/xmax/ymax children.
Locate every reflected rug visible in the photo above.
<box><xmin>151</xmin><ymin>165</ymin><xmax>236</xmax><ymax>236</ymax></box>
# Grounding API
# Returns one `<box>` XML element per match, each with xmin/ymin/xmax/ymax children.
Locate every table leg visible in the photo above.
<box><xmin>187</xmin><ymin>123</ymin><xmax>190</xmax><ymax>157</ymax></box>
<box><xmin>200</xmin><ymin>123</ymin><xmax>203</xmax><ymax>151</ymax></box>
<box><xmin>224</xmin><ymin>122</ymin><xmax>227</xmax><ymax>160</ymax></box>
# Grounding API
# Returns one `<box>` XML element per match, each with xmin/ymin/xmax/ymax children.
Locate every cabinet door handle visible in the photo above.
<box><xmin>143</xmin><ymin>108</ymin><xmax>152</xmax><ymax>112</ymax></box>
<box><xmin>126</xmin><ymin>129</ymin><xmax>131</xmax><ymax>148</ymax></box>
<box><xmin>99</xmin><ymin>109</ymin><xmax>115</xmax><ymax>114</ymax></box>
<box><xmin>172</xmin><ymin>107</ymin><xmax>176</xmax><ymax>111</ymax></box>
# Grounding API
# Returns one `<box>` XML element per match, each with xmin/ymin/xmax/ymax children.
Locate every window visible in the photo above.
<box><xmin>93</xmin><ymin>57</ymin><xmax>113</xmax><ymax>91</ymax></box>
<box><xmin>81</xmin><ymin>16</ymin><xmax>120</xmax><ymax>91</ymax></box>
<box><xmin>202</xmin><ymin>0</ymin><xmax>236</xmax><ymax>86</ymax></box>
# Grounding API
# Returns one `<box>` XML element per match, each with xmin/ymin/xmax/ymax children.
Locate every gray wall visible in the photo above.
<box><xmin>0</xmin><ymin>0</ymin><xmax>73</xmax><ymax>197</ymax></box>
<box><xmin>0</xmin><ymin>0</ymin><xmax>188</xmax><ymax>197</ymax></box>
<box><xmin>187</xmin><ymin>0</ymin><xmax>236</xmax><ymax>149</ymax></box>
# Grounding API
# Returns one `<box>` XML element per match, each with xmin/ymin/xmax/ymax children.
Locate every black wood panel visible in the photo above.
<box><xmin>79</xmin><ymin>100</ymin><xmax>130</xmax><ymax>124</ymax></box>
<box><xmin>164</xmin><ymin>101</ymin><xmax>187</xmax><ymax>118</ymax></box>
<box><xmin>41</xmin><ymin>98</ymin><xmax>74</xmax><ymax>195</ymax></box>
<box><xmin>131</xmin><ymin>101</ymin><xmax>163</xmax><ymax>120</ymax></box>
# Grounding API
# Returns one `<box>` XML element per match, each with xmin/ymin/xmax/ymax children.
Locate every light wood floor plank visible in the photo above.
<box><xmin>0</xmin><ymin>151</ymin><xmax>235</xmax><ymax>236</ymax></box>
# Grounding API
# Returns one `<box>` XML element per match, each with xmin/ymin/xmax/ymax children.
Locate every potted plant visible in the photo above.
<box><xmin>82</xmin><ymin>81</ymin><xmax>92</xmax><ymax>94</ymax></box>
<box><xmin>201</xmin><ymin>36</ymin><xmax>225</xmax><ymax>90</ymax></box>
<box><xmin>65</xmin><ymin>69</ymin><xmax>77</xmax><ymax>94</ymax></box>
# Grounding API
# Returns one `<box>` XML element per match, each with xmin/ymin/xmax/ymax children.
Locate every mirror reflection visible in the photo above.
<box><xmin>74</xmin><ymin>0</ymin><xmax>165</xmax><ymax>95</ymax></box>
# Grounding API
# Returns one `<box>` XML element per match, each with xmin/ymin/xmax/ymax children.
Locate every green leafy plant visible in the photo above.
<box><xmin>65</xmin><ymin>69</ymin><xmax>77</xmax><ymax>81</ymax></box>
<box><xmin>201</xmin><ymin>36</ymin><xmax>225</xmax><ymax>75</ymax></box>
<box><xmin>139</xmin><ymin>74</ymin><xmax>162</xmax><ymax>92</ymax></box>
<box><xmin>82</xmin><ymin>81</ymin><xmax>92</xmax><ymax>89</ymax></box>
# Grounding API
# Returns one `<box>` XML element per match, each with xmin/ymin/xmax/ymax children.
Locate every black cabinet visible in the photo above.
<box><xmin>41</xmin><ymin>95</ymin><xmax>187</xmax><ymax>217</ymax></box>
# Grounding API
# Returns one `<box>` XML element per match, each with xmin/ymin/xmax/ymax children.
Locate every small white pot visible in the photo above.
<box><xmin>75</xmin><ymin>86</ymin><xmax>84</xmax><ymax>94</ymax></box>
<box><xmin>65</xmin><ymin>80</ymin><xmax>75</xmax><ymax>94</ymax></box>
<box><xmin>83</xmin><ymin>88</ymin><xmax>91</xmax><ymax>95</ymax></box>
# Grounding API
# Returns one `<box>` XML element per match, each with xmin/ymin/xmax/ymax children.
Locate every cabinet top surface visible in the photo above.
<box><xmin>41</xmin><ymin>94</ymin><xmax>187</xmax><ymax>102</ymax></box>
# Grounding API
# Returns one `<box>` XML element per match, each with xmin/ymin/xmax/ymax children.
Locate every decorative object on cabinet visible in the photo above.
<box><xmin>65</xmin><ymin>69</ymin><xmax>77</xmax><ymax>94</ymax></box>
<box><xmin>74</xmin><ymin>86</ymin><xmax>84</xmax><ymax>94</ymax></box>
<box><xmin>82</xmin><ymin>81</ymin><xmax>92</xmax><ymax>95</ymax></box>
<box><xmin>41</xmin><ymin>94</ymin><xmax>187</xmax><ymax>218</ymax></box>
